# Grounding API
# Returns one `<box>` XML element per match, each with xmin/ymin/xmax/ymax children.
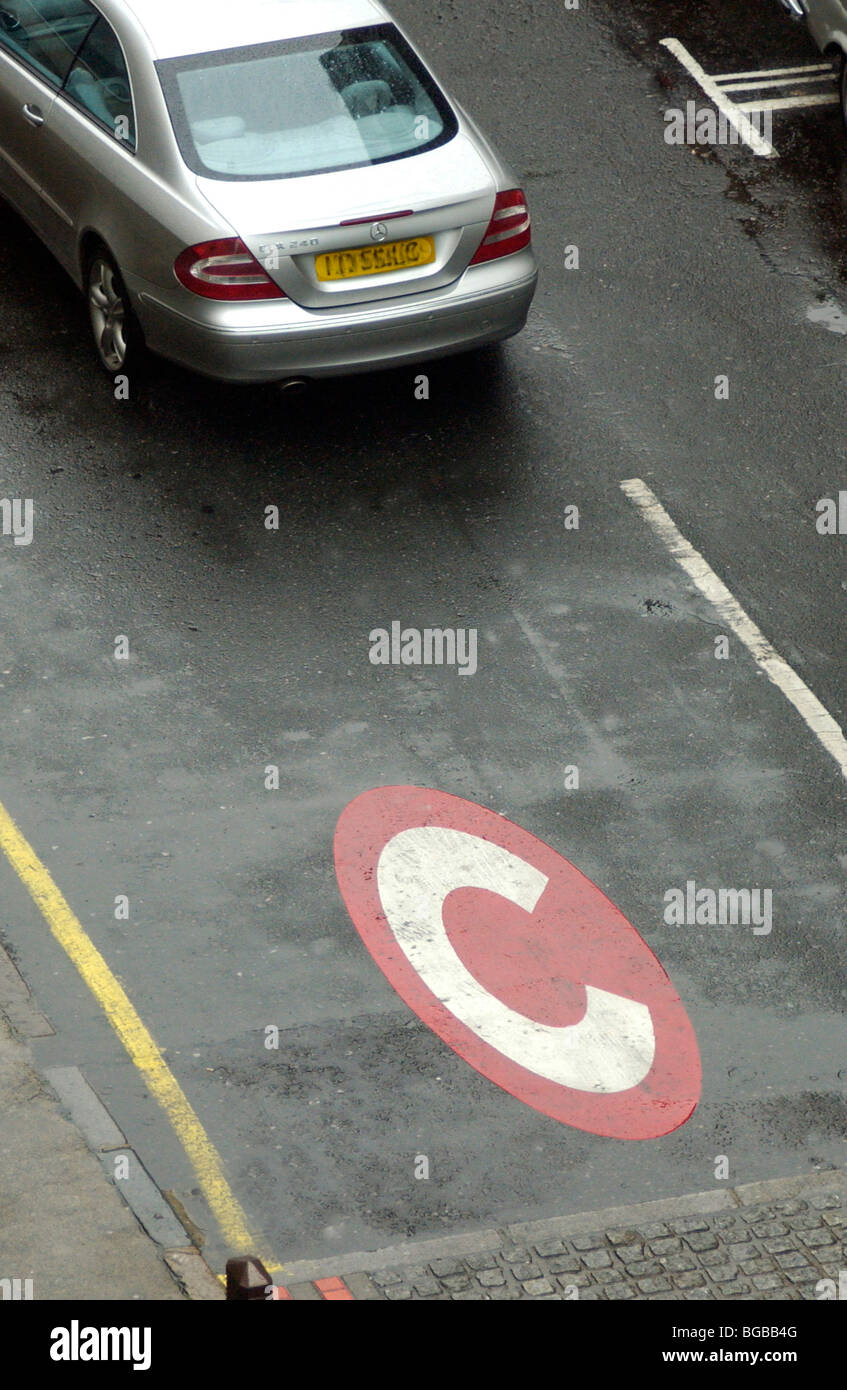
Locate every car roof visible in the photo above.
<box><xmin>118</xmin><ymin>0</ymin><xmax>388</xmax><ymax>61</ymax></box>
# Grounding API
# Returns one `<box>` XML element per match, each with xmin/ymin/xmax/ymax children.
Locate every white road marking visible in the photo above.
<box><xmin>660</xmin><ymin>37</ymin><xmax>777</xmax><ymax>157</ymax></box>
<box><xmin>711</xmin><ymin>63</ymin><xmax>834</xmax><ymax>82</ymax></box>
<box><xmin>377</xmin><ymin>826</ymin><xmax>656</xmax><ymax>1093</ymax></box>
<box><xmin>738</xmin><ymin>94</ymin><xmax>839</xmax><ymax>112</ymax></box>
<box><xmin>719</xmin><ymin>73</ymin><xmax>836</xmax><ymax>92</ymax></box>
<box><xmin>621</xmin><ymin>479</ymin><xmax>847</xmax><ymax>781</ymax></box>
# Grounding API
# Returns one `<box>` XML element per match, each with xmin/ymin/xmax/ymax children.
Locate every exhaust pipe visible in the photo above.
<box><xmin>278</xmin><ymin>377</ymin><xmax>310</xmax><ymax>395</ymax></box>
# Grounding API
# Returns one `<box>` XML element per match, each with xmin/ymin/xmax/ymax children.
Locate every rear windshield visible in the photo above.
<box><xmin>156</xmin><ymin>23</ymin><xmax>458</xmax><ymax>181</ymax></box>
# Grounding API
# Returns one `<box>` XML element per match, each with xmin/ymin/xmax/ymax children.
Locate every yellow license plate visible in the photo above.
<box><xmin>315</xmin><ymin>236</ymin><xmax>436</xmax><ymax>282</ymax></box>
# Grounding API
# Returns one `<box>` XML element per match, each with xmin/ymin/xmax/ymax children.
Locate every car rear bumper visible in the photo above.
<box><xmin>128</xmin><ymin>252</ymin><xmax>538</xmax><ymax>382</ymax></box>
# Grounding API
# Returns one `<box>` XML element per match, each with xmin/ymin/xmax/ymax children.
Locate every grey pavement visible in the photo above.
<box><xmin>0</xmin><ymin>947</ymin><xmax>221</xmax><ymax>1301</ymax></box>
<box><xmin>278</xmin><ymin>1172</ymin><xmax>847</xmax><ymax>1301</ymax></box>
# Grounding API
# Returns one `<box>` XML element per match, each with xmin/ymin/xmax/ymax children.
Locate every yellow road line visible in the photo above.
<box><xmin>0</xmin><ymin>798</ymin><xmax>280</xmax><ymax>1270</ymax></box>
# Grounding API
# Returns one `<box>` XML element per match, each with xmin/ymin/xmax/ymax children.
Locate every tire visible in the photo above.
<box><xmin>840</xmin><ymin>53</ymin><xmax>847</xmax><ymax>135</ymax></box>
<box><xmin>85</xmin><ymin>245</ymin><xmax>145</xmax><ymax>377</ymax></box>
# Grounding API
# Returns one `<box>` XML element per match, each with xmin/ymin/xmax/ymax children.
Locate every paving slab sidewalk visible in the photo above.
<box><xmin>0</xmin><ymin>948</ymin><xmax>221</xmax><ymax>1301</ymax></box>
<box><xmin>277</xmin><ymin>1172</ymin><xmax>847</xmax><ymax>1302</ymax></box>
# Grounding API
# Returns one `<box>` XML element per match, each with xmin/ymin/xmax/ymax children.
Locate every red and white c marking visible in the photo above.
<box><xmin>334</xmin><ymin>787</ymin><xmax>701</xmax><ymax>1140</ymax></box>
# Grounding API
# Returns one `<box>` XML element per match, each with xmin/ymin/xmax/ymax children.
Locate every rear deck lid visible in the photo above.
<box><xmin>157</xmin><ymin>19</ymin><xmax>496</xmax><ymax>305</ymax></box>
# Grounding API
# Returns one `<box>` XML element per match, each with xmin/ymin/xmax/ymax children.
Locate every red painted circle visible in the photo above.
<box><xmin>334</xmin><ymin>786</ymin><xmax>701</xmax><ymax>1140</ymax></box>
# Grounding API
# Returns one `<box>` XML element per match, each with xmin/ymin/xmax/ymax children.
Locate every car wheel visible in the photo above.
<box><xmin>86</xmin><ymin>247</ymin><xmax>144</xmax><ymax>376</ymax></box>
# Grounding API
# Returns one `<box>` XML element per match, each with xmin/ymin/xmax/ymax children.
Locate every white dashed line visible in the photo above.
<box><xmin>620</xmin><ymin>478</ymin><xmax>847</xmax><ymax>781</ymax></box>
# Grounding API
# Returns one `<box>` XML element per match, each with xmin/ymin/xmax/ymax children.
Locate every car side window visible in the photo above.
<box><xmin>0</xmin><ymin>1</ymin><xmax>97</xmax><ymax>87</ymax></box>
<box><xmin>63</xmin><ymin>14</ymin><xmax>135</xmax><ymax>149</ymax></box>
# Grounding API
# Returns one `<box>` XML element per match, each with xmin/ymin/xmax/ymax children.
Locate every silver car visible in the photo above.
<box><xmin>0</xmin><ymin>0</ymin><xmax>538</xmax><ymax>382</ymax></box>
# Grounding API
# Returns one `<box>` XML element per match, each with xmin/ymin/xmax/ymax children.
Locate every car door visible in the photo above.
<box><xmin>0</xmin><ymin>9</ymin><xmax>54</xmax><ymax>230</ymax></box>
<box><xmin>34</xmin><ymin>9</ymin><xmax>138</xmax><ymax>279</ymax></box>
<box><xmin>0</xmin><ymin>2</ymin><xmax>97</xmax><ymax>235</ymax></box>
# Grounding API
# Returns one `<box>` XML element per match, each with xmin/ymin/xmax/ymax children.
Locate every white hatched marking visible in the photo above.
<box><xmin>661</xmin><ymin>40</ymin><xmax>839</xmax><ymax>157</ymax></box>
<box><xmin>660</xmin><ymin>37</ymin><xmax>777</xmax><ymax>156</ymax></box>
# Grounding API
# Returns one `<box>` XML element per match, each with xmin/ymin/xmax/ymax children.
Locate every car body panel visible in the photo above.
<box><xmin>195</xmin><ymin>133</ymin><xmax>496</xmax><ymax>308</ymax></box>
<box><xmin>130</xmin><ymin>251</ymin><xmax>537</xmax><ymax>381</ymax></box>
<box><xmin>797</xmin><ymin>0</ymin><xmax>847</xmax><ymax>54</ymax></box>
<box><xmin>0</xmin><ymin>45</ymin><xmax>56</xmax><ymax>235</ymax></box>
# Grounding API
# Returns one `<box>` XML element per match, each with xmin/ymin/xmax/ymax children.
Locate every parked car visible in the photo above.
<box><xmin>780</xmin><ymin>1</ymin><xmax>847</xmax><ymax>129</ymax></box>
<box><xmin>0</xmin><ymin>0</ymin><xmax>537</xmax><ymax>381</ymax></box>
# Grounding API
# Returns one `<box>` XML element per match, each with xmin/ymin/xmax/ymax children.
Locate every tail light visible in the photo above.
<box><xmin>470</xmin><ymin>189</ymin><xmax>531</xmax><ymax>265</ymax></box>
<box><xmin>174</xmin><ymin>238</ymin><xmax>285</xmax><ymax>301</ymax></box>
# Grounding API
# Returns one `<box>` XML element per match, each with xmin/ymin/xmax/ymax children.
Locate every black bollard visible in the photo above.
<box><xmin>226</xmin><ymin>1256</ymin><xmax>273</xmax><ymax>1301</ymax></box>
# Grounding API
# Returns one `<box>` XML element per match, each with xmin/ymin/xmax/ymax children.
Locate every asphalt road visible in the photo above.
<box><xmin>1</xmin><ymin>0</ymin><xmax>847</xmax><ymax>1276</ymax></box>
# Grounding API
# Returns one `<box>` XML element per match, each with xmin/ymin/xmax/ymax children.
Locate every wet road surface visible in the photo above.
<box><xmin>1</xmin><ymin>0</ymin><xmax>846</xmax><ymax>1274</ymax></box>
